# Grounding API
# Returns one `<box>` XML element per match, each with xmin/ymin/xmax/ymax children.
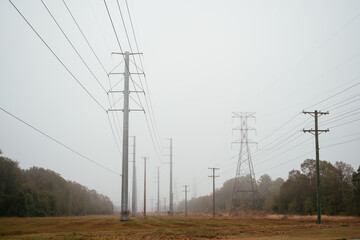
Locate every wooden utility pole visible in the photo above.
<box><xmin>303</xmin><ymin>110</ymin><xmax>329</xmax><ymax>224</ymax></box>
<box><xmin>208</xmin><ymin>168</ymin><xmax>219</xmax><ymax>218</ymax></box>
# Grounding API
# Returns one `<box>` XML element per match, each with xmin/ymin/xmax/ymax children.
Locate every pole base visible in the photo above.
<box><xmin>121</xmin><ymin>211</ymin><xmax>129</xmax><ymax>221</ymax></box>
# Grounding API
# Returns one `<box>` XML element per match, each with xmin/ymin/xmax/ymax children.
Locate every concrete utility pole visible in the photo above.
<box><xmin>169</xmin><ymin>139</ymin><xmax>173</xmax><ymax>217</ymax></box>
<box><xmin>151</xmin><ymin>198</ymin><xmax>154</xmax><ymax>213</ymax></box>
<box><xmin>208</xmin><ymin>168</ymin><xmax>219</xmax><ymax>218</ymax></box>
<box><xmin>143</xmin><ymin>157</ymin><xmax>147</xmax><ymax>218</ymax></box>
<box><xmin>108</xmin><ymin>51</ymin><xmax>143</xmax><ymax>221</ymax></box>
<box><xmin>183</xmin><ymin>185</ymin><xmax>189</xmax><ymax>216</ymax></box>
<box><xmin>157</xmin><ymin>167</ymin><xmax>160</xmax><ymax>216</ymax></box>
<box><xmin>303</xmin><ymin>110</ymin><xmax>329</xmax><ymax>224</ymax></box>
<box><xmin>165</xmin><ymin>138</ymin><xmax>174</xmax><ymax>216</ymax></box>
<box><xmin>131</xmin><ymin>136</ymin><xmax>137</xmax><ymax>217</ymax></box>
<box><xmin>120</xmin><ymin>51</ymin><xmax>130</xmax><ymax>221</ymax></box>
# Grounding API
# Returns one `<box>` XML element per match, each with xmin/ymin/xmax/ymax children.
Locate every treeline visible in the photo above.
<box><xmin>179</xmin><ymin>160</ymin><xmax>360</xmax><ymax>216</ymax></box>
<box><xmin>0</xmin><ymin>152</ymin><xmax>113</xmax><ymax>217</ymax></box>
<box><xmin>271</xmin><ymin>159</ymin><xmax>360</xmax><ymax>215</ymax></box>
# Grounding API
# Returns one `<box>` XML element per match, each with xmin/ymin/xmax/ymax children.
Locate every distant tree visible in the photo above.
<box><xmin>176</xmin><ymin>159</ymin><xmax>357</xmax><ymax>216</ymax></box>
<box><xmin>0</xmin><ymin>156</ymin><xmax>23</xmax><ymax>216</ymax></box>
<box><xmin>352</xmin><ymin>166</ymin><xmax>360</xmax><ymax>216</ymax></box>
<box><xmin>0</xmin><ymin>154</ymin><xmax>113</xmax><ymax>217</ymax></box>
<box><xmin>257</xmin><ymin>175</ymin><xmax>284</xmax><ymax>211</ymax></box>
<box><xmin>271</xmin><ymin>159</ymin><xmax>357</xmax><ymax>215</ymax></box>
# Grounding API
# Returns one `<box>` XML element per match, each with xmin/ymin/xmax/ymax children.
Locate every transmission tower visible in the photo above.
<box><xmin>231</xmin><ymin>112</ymin><xmax>258</xmax><ymax>210</ymax></box>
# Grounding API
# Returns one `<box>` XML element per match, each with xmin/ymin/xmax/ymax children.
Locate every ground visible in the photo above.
<box><xmin>0</xmin><ymin>213</ymin><xmax>359</xmax><ymax>239</ymax></box>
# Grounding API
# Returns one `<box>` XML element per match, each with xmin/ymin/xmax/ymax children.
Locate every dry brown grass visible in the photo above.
<box><xmin>0</xmin><ymin>214</ymin><xmax>359</xmax><ymax>239</ymax></box>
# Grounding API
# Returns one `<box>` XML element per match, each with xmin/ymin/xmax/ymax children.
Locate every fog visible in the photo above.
<box><xmin>1</xmin><ymin>0</ymin><xmax>359</xmax><ymax>210</ymax></box>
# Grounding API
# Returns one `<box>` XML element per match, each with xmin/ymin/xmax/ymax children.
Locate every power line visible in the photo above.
<box><xmin>322</xmin><ymin>92</ymin><xmax>360</xmax><ymax>111</ymax></box>
<box><xmin>269</xmin><ymin>11</ymin><xmax>360</xmax><ymax>89</ymax></box>
<box><xmin>9</xmin><ymin>0</ymin><xmax>125</xmax><ymax>159</ymax></box>
<box><xmin>305</xmin><ymin>77</ymin><xmax>360</xmax><ymax>110</ymax></box>
<box><xmin>105</xmin><ymin>0</ymin><xmax>163</xmax><ymax>163</ymax></box>
<box><xmin>257</xmin><ymin>150</ymin><xmax>314</xmax><ymax>176</ymax></box>
<box><xmin>62</xmin><ymin>0</ymin><xmax>109</xmax><ymax>76</ymax></box>
<box><xmin>60</xmin><ymin>0</ymin><xmax>124</xmax><ymax>151</ymax></box>
<box><xmin>40</xmin><ymin>0</ymin><xmax>107</xmax><ymax>93</ymax></box>
<box><xmin>112</xmin><ymin>0</ymin><xmax>164</xmax><ymax>157</ymax></box>
<box><xmin>87</xmin><ymin>0</ymin><xmax>113</xmax><ymax>61</ymax></box>
<box><xmin>328</xmin><ymin>117</ymin><xmax>360</xmax><ymax>129</ymax></box>
<box><xmin>254</xmin><ymin>136</ymin><xmax>313</xmax><ymax>167</ymax></box>
<box><xmin>253</xmin><ymin>117</ymin><xmax>313</xmax><ymax>159</ymax></box>
<box><xmin>257</xmin><ymin>134</ymin><xmax>360</xmax><ymax>176</ymax></box>
<box><xmin>322</xmin><ymin>137</ymin><xmax>360</xmax><ymax>148</ymax></box>
<box><xmin>322</xmin><ymin>108</ymin><xmax>360</xmax><ymax>125</ymax></box>
<box><xmin>106</xmin><ymin>112</ymin><xmax>122</xmax><ymax>155</ymax></box>
<box><xmin>258</xmin><ymin>113</ymin><xmax>300</xmax><ymax>144</ymax></box>
<box><xmin>123</xmin><ymin>0</ymin><xmax>163</xmax><ymax>147</ymax></box>
<box><xmin>9</xmin><ymin>0</ymin><xmax>107</xmax><ymax>112</ymax></box>
<box><xmin>0</xmin><ymin>106</ymin><xmax>120</xmax><ymax>176</ymax></box>
<box><xmin>103</xmin><ymin>0</ymin><xmax>123</xmax><ymax>54</ymax></box>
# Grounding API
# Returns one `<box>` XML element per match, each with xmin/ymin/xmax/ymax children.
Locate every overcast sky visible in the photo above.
<box><xmin>1</xmin><ymin>0</ymin><xmax>360</xmax><ymax>210</ymax></box>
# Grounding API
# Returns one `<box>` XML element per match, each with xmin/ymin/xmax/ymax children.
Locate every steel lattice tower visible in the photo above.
<box><xmin>232</xmin><ymin>112</ymin><xmax>258</xmax><ymax>210</ymax></box>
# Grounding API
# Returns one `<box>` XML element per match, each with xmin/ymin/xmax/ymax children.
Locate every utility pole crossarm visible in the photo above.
<box><xmin>112</xmin><ymin>52</ymin><xmax>143</xmax><ymax>55</ymax></box>
<box><xmin>303</xmin><ymin>129</ymin><xmax>329</xmax><ymax>133</ymax></box>
<box><xmin>303</xmin><ymin>110</ymin><xmax>329</xmax><ymax>115</ymax></box>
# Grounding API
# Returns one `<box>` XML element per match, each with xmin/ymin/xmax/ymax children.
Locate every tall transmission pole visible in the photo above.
<box><xmin>165</xmin><ymin>138</ymin><xmax>174</xmax><ymax>216</ymax></box>
<box><xmin>174</xmin><ymin>179</ymin><xmax>179</xmax><ymax>208</ymax></box>
<box><xmin>193</xmin><ymin>179</ymin><xmax>197</xmax><ymax>199</ymax></box>
<box><xmin>151</xmin><ymin>198</ymin><xmax>154</xmax><ymax>213</ymax></box>
<box><xmin>232</xmin><ymin>112</ymin><xmax>258</xmax><ymax>210</ymax></box>
<box><xmin>143</xmin><ymin>157</ymin><xmax>147</xmax><ymax>218</ymax></box>
<box><xmin>131</xmin><ymin>136</ymin><xmax>137</xmax><ymax>217</ymax></box>
<box><xmin>183</xmin><ymin>185</ymin><xmax>189</xmax><ymax>217</ymax></box>
<box><xmin>208</xmin><ymin>168</ymin><xmax>219</xmax><ymax>218</ymax></box>
<box><xmin>108</xmin><ymin>51</ymin><xmax>143</xmax><ymax>221</ymax></box>
<box><xmin>157</xmin><ymin>166</ymin><xmax>160</xmax><ymax>216</ymax></box>
<box><xmin>303</xmin><ymin>110</ymin><xmax>329</xmax><ymax>224</ymax></box>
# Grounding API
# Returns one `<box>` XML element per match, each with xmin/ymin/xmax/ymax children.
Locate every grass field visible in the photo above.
<box><xmin>0</xmin><ymin>213</ymin><xmax>359</xmax><ymax>239</ymax></box>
